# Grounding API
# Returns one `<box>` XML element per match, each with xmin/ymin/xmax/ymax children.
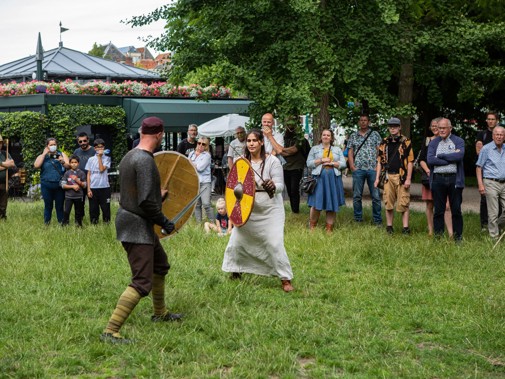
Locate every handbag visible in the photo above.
<box><xmin>421</xmin><ymin>171</ymin><xmax>430</xmax><ymax>187</ymax></box>
<box><xmin>300</xmin><ymin>176</ymin><xmax>317</xmax><ymax>194</ymax></box>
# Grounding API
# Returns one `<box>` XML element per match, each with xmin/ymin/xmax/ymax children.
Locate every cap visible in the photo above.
<box><xmin>141</xmin><ymin>117</ymin><xmax>164</xmax><ymax>135</ymax></box>
<box><xmin>387</xmin><ymin>117</ymin><xmax>401</xmax><ymax>126</ymax></box>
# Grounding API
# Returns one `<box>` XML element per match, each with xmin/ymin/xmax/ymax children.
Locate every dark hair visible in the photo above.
<box><xmin>46</xmin><ymin>137</ymin><xmax>57</xmax><ymax>146</ymax></box>
<box><xmin>359</xmin><ymin>114</ymin><xmax>370</xmax><ymax>121</ymax></box>
<box><xmin>78</xmin><ymin>132</ymin><xmax>88</xmax><ymax>138</ymax></box>
<box><xmin>94</xmin><ymin>138</ymin><xmax>105</xmax><ymax>147</ymax></box>
<box><xmin>69</xmin><ymin>155</ymin><xmax>80</xmax><ymax>163</ymax></box>
<box><xmin>244</xmin><ymin>129</ymin><xmax>266</xmax><ymax>163</ymax></box>
<box><xmin>487</xmin><ymin>111</ymin><xmax>500</xmax><ymax>121</ymax></box>
<box><xmin>317</xmin><ymin>128</ymin><xmax>335</xmax><ymax>145</ymax></box>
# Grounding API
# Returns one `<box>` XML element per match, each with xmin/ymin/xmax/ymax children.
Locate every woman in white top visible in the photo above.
<box><xmin>189</xmin><ymin>137</ymin><xmax>214</xmax><ymax>222</ymax></box>
<box><xmin>222</xmin><ymin>129</ymin><xmax>294</xmax><ymax>292</ymax></box>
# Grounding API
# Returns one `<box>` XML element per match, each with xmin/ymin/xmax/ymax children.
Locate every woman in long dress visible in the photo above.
<box><xmin>222</xmin><ymin>129</ymin><xmax>294</xmax><ymax>292</ymax></box>
<box><xmin>306</xmin><ymin>128</ymin><xmax>346</xmax><ymax>232</ymax></box>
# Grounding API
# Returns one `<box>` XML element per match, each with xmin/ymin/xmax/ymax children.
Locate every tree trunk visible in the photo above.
<box><xmin>312</xmin><ymin>91</ymin><xmax>330</xmax><ymax>144</ymax></box>
<box><xmin>398</xmin><ymin>63</ymin><xmax>414</xmax><ymax>138</ymax></box>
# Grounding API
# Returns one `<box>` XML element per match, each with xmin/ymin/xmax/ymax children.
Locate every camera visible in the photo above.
<box><xmin>50</xmin><ymin>152</ymin><xmax>60</xmax><ymax>160</ymax></box>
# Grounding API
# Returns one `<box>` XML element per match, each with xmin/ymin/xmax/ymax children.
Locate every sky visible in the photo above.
<box><xmin>0</xmin><ymin>0</ymin><xmax>170</xmax><ymax>65</ymax></box>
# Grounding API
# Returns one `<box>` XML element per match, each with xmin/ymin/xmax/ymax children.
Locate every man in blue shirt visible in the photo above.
<box><xmin>476</xmin><ymin>126</ymin><xmax>505</xmax><ymax>240</ymax></box>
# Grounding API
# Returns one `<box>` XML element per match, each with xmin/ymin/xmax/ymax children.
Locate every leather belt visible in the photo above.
<box><xmin>387</xmin><ymin>171</ymin><xmax>399</xmax><ymax>174</ymax></box>
<box><xmin>484</xmin><ymin>177</ymin><xmax>505</xmax><ymax>183</ymax></box>
<box><xmin>434</xmin><ymin>173</ymin><xmax>456</xmax><ymax>177</ymax></box>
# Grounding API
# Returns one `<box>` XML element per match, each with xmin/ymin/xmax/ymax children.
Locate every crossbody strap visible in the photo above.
<box><xmin>353</xmin><ymin>130</ymin><xmax>373</xmax><ymax>158</ymax></box>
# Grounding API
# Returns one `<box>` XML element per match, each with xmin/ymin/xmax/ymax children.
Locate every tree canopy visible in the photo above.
<box><xmin>128</xmin><ymin>0</ymin><xmax>505</xmax><ymax>140</ymax></box>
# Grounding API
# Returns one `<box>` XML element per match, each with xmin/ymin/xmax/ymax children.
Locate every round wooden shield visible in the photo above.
<box><xmin>225</xmin><ymin>158</ymin><xmax>255</xmax><ymax>227</ymax></box>
<box><xmin>153</xmin><ymin>151</ymin><xmax>199</xmax><ymax>239</ymax></box>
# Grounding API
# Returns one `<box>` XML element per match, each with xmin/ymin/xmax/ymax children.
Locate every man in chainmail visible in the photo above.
<box><xmin>100</xmin><ymin>116</ymin><xmax>181</xmax><ymax>344</ymax></box>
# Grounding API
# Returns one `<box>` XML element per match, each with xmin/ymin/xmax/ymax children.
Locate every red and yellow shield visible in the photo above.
<box><xmin>154</xmin><ymin>151</ymin><xmax>199</xmax><ymax>239</ymax></box>
<box><xmin>225</xmin><ymin>158</ymin><xmax>255</xmax><ymax>227</ymax></box>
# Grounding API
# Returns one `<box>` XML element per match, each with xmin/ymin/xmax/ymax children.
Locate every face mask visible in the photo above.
<box><xmin>49</xmin><ymin>145</ymin><xmax>57</xmax><ymax>153</ymax></box>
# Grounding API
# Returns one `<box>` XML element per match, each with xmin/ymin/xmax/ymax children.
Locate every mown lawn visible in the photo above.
<box><xmin>1</xmin><ymin>199</ymin><xmax>504</xmax><ymax>378</ymax></box>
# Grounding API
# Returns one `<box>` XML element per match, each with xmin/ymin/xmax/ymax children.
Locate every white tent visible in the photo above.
<box><xmin>198</xmin><ymin>114</ymin><xmax>250</xmax><ymax>137</ymax></box>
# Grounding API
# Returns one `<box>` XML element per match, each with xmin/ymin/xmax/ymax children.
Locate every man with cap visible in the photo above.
<box><xmin>0</xmin><ymin>135</ymin><xmax>16</xmax><ymax>220</ymax></box>
<box><xmin>177</xmin><ymin>123</ymin><xmax>198</xmax><ymax>157</ymax></box>
<box><xmin>375</xmin><ymin>118</ymin><xmax>414</xmax><ymax>234</ymax></box>
<box><xmin>101</xmin><ymin>116</ymin><xmax>181</xmax><ymax>344</ymax></box>
<box><xmin>427</xmin><ymin>118</ymin><xmax>465</xmax><ymax>243</ymax></box>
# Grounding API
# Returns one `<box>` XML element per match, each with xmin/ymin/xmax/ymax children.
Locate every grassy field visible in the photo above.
<box><xmin>1</xmin><ymin>199</ymin><xmax>504</xmax><ymax>378</ymax></box>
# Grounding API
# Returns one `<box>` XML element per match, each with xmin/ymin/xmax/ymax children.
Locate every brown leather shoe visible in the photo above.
<box><xmin>281</xmin><ymin>279</ymin><xmax>294</xmax><ymax>292</ymax></box>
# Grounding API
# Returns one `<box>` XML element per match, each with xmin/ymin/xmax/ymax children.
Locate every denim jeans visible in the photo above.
<box><xmin>352</xmin><ymin>169</ymin><xmax>382</xmax><ymax>223</ymax></box>
<box><xmin>41</xmin><ymin>180</ymin><xmax>65</xmax><ymax>224</ymax></box>
<box><xmin>432</xmin><ymin>173</ymin><xmax>463</xmax><ymax>240</ymax></box>
<box><xmin>194</xmin><ymin>182</ymin><xmax>214</xmax><ymax>222</ymax></box>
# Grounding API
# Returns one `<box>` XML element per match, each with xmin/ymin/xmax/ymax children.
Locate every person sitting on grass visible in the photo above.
<box><xmin>204</xmin><ymin>198</ymin><xmax>233</xmax><ymax>236</ymax></box>
<box><xmin>60</xmin><ymin>155</ymin><xmax>86</xmax><ymax>227</ymax></box>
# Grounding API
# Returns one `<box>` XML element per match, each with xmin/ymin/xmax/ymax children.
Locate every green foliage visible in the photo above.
<box><xmin>127</xmin><ymin>0</ymin><xmax>505</xmax><ymax>142</ymax></box>
<box><xmin>0</xmin><ymin>111</ymin><xmax>47</xmax><ymax>181</ymax></box>
<box><xmin>88</xmin><ymin>42</ymin><xmax>106</xmax><ymax>58</ymax></box>
<box><xmin>1</xmin><ymin>200</ymin><xmax>504</xmax><ymax>377</ymax></box>
<box><xmin>47</xmin><ymin>104</ymin><xmax>127</xmax><ymax>169</ymax></box>
<box><xmin>0</xmin><ymin>105</ymin><xmax>126</xmax><ymax>186</ymax></box>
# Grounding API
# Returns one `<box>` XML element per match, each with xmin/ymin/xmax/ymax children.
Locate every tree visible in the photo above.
<box><xmin>127</xmin><ymin>0</ymin><xmax>505</xmax><ymax>143</ymax></box>
<box><xmin>88</xmin><ymin>43</ymin><xmax>105</xmax><ymax>58</ymax></box>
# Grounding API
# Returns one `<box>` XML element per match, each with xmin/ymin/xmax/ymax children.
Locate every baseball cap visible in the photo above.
<box><xmin>387</xmin><ymin>117</ymin><xmax>401</xmax><ymax>126</ymax></box>
<box><xmin>141</xmin><ymin>117</ymin><xmax>164</xmax><ymax>135</ymax></box>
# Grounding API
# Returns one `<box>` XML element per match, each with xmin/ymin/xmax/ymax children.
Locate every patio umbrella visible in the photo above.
<box><xmin>198</xmin><ymin>114</ymin><xmax>250</xmax><ymax>137</ymax></box>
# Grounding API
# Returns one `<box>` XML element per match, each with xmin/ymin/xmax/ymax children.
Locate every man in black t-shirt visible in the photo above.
<box><xmin>475</xmin><ymin>111</ymin><xmax>500</xmax><ymax>230</ymax></box>
<box><xmin>264</xmin><ymin>122</ymin><xmax>310</xmax><ymax>213</ymax></box>
<box><xmin>177</xmin><ymin>124</ymin><xmax>198</xmax><ymax>157</ymax></box>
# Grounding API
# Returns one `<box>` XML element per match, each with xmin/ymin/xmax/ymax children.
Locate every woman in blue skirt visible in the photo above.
<box><xmin>306</xmin><ymin>128</ymin><xmax>346</xmax><ymax>232</ymax></box>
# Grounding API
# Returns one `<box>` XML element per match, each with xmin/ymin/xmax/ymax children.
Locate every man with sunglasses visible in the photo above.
<box><xmin>73</xmin><ymin>132</ymin><xmax>95</xmax><ymax>204</ymax></box>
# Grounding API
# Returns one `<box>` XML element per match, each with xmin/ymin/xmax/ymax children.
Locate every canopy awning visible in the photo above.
<box><xmin>123</xmin><ymin>98</ymin><xmax>252</xmax><ymax>134</ymax></box>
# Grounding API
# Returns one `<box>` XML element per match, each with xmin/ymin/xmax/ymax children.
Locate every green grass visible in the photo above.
<box><xmin>1</xmin><ymin>199</ymin><xmax>505</xmax><ymax>378</ymax></box>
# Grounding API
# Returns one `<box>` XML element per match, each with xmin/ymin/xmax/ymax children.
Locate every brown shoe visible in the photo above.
<box><xmin>281</xmin><ymin>279</ymin><xmax>294</xmax><ymax>292</ymax></box>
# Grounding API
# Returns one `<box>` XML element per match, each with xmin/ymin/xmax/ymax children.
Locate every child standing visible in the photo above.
<box><xmin>85</xmin><ymin>139</ymin><xmax>111</xmax><ymax>224</ymax></box>
<box><xmin>61</xmin><ymin>155</ymin><xmax>87</xmax><ymax>226</ymax></box>
<box><xmin>204</xmin><ymin>198</ymin><xmax>233</xmax><ymax>236</ymax></box>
